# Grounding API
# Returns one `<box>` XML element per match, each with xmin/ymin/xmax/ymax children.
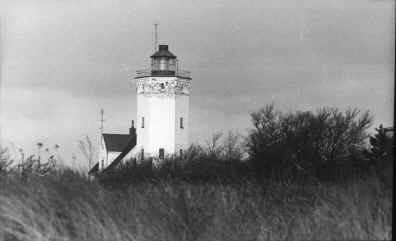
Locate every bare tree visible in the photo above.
<box><xmin>247</xmin><ymin>104</ymin><xmax>373</xmax><ymax>178</ymax></box>
<box><xmin>205</xmin><ymin>132</ymin><xmax>224</xmax><ymax>159</ymax></box>
<box><xmin>222</xmin><ymin>130</ymin><xmax>244</xmax><ymax>161</ymax></box>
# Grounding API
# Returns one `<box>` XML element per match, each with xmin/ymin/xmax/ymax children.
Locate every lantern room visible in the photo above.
<box><xmin>150</xmin><ymin>45</ymin><xmax>177</xmax><ymax>76</ymax></box>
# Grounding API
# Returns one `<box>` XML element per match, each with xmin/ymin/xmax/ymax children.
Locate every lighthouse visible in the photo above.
<box><xmin>134</xmin><ymin>44</ymin><xmax>191</xmax><ymax>160</ymax></box>
<box><xmin>89</xmin><ymin>44</ymin><xmax>191</xmax><ymax>174</ymax></box>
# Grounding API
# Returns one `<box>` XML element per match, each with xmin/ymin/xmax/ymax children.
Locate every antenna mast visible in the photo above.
<box><xmin>99</xmin><ymin>108</ymin><xmax>105</xmax><ymax>134</ymax></box>
<box><xmin>154</xmin><ymin>22</ymin><xmax>158</xmax><ymax>51</ymax></box>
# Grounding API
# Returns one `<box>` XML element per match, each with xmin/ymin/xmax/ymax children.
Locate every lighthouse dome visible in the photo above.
<box><xmin>150</xmin><ymin>45</ymin><xmax>176</xmax><ymax>58</ymax></box>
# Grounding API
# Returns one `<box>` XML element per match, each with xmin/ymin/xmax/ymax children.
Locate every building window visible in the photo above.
<box><xmin>101</xmin><ymin>159</ymin><xmax>104</xmax><ymax>169</ymax></box>
<box><xmin>141</xmin><ymin>149</ymin><xmax>144</xmax><ymax>160</ymax></box>
<box><xmin>159</xmin><ymin>148</ymin><xmax>164</xmax><ymax>159</ymax></box>
<box><xmin>179</xmin><ymin>149</ymin><xmax>183</xmax><ymax>157</ymax></box>
<box><xmin>180</xmin><ymin>117</ymin><xmax>184</xmax><ymax>129</ymax></box>
<box><xmin>160</xmin><ymin>83</ymin><xmax>165</xmax><ymax>89</ymax></box>
<box><xmin>141</xmin><ymin>117</ymin><xmax>145</xmax><ymax>128</ymax></box>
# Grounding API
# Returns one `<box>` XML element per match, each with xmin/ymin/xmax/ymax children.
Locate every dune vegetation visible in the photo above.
<box><xmin>0</xmin><ymin>105</ymin><xmax>393</xmax><ymax>241</ymax></box>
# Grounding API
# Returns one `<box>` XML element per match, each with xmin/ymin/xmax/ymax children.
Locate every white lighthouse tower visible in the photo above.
<box><xmin>133</xmin><ymin>44</ymin><xmax>191</xmax><ymax>160</ymax></box>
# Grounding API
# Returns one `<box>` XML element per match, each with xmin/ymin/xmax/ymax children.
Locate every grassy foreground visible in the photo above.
<box><xmin>0</xmin><ymin>169</ymin><xmax>392</xmax><ymax>241</ymax></box>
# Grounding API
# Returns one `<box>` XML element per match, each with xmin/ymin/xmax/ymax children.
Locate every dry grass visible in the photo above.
<box><xmin>0</xmin><ymin>170</ymin><xmax>392</xmax><ymax>241</ymax></box>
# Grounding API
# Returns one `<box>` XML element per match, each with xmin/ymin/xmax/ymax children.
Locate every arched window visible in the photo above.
<box><xmin>159</xmin><ymin>148</ymin><xmax>165</xmax><ymax>159</ymax></box>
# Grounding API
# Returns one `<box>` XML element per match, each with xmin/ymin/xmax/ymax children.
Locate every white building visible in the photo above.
<box><xmin>133</xmin><ymin>44</ymin><xmax>191</xmax><ymax>161</ymax></box>
<box><xmin>97</xmin><ymin>123</ymin><xmax>136</xmax><ymax>170</ymax></box>
<box><xmin>89</xmin><ymin>44</ymin><xmax>191</xmax><ymax>174</ymax></box>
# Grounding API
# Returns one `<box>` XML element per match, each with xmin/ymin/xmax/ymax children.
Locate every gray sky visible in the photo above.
<box><xmin>1</xmin><ymin>0</ymin><xmax>394</xmax><ymax>166</ymax></box>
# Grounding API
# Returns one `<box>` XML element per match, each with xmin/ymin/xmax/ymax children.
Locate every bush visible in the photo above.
<box><xmin>366</xmin><ymin>124</ymin><xmax>394</xmax><ymax>187</ymax></box>
<box><xmin>246</xmin><ymin>104</ymin><xmax>373</xmax><ymax>181</ymax></box>
<box><xmin>99</xmin><ymin>105</ymin><xmax>383</xmax><ymax>185</ymax></box>
<box><xmin>0</xmin><ymin>119</ymin><xmax>392</xmax><ymax>240</ymax></box>
<box><xmin>0</xmin><ymin>146</ymin><xmax>13</xmax><ymax>175</ymax></box>
<box><xmin>98</xmin><ymin>132</ymin><xmax>250</xmax><ymax>186</ymax></box>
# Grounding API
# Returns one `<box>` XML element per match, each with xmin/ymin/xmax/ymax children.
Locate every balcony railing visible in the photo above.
<box><xmin>135</xmin><ymin>69</ymin><xmax>151</xmax><ymax>78</ymax></box>
<box><xmin>176</xmin><ymin>70</ymin><xmax>191</xmax><ymax>79</ymax></box>
<box><xmin>135</xmin><ymin>69</ymin><xmax>191</xmax><ymax>79</ymax></box>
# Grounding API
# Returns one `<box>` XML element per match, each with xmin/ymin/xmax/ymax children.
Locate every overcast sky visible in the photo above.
<box><xmin>0</xmin><ymin>0</ymin><xmax>394</xmax><ymax>166</ymax></box>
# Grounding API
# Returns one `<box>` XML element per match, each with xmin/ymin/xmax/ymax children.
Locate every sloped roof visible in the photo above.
<box><xmin>104</xmin><ymin>136</ymin><xmax>137</xmax><ymax>171</ymax></box>
<box><xmin>88</xmin><ymin>133</ymin><xmax>136</xmax><ymax>175</ymax></box>
<box><xmin>103</xmin><ymin>134</ymin><xmax>133</xmax><ymax>152</ymax></box>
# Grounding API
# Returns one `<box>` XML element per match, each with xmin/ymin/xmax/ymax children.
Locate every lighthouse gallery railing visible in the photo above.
<box><xmin>135</xmin><ymin>69</ymin><xmax>191</xmax><ymax>79</ymax></box>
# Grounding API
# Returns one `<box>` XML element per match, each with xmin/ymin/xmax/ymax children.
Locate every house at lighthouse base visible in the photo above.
<box><xmin>89</xmin><ymin>123</ymin><xmax>137</xmax><ymax>175</ymax></box>
<box><xmin>89</xmin><ymin>44</ymin><xmax>191</xmax><ymax>175</ymax></box>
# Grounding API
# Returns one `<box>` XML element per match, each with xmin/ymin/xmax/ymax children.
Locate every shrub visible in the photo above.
<box><xmin>246</xmin><ymin>104</ymin><xmax>373</xmax><ymax>181</ymax></box>
<box><xmin>98</xmin><ymin>132</ymin><xmax>250</xmax><ymax>186</ymax></box>
<box><xmin>366</xmin><ymin>124</ymin><xmax>394</xmax><ymax>187</ymax></box>
<box><xmin>0</xmin><ymin>146</ymin><xmax>13</xmax><ymax>175</ymax></box>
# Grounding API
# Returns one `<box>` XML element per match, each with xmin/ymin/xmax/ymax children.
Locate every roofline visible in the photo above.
<box><xmin>88</xmin><ymin>162</ymin><xmax>99</xmax><ymax>175</ymax></box>
<box><xmin>102</xmin><ymin>133</ymin><xmax>133</xmax><ymax>152</ymax></box>
<box><xmin>103</xmin><ymin>136</ymin><xmax>137</xmax><ymax>172</ymax></box>
<box><xmin>101</xmin><ymin>135</ymin><xmax>108</xmax><ymax>153</ymax></box>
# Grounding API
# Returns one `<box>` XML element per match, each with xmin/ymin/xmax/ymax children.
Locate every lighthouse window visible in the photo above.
<box><xmin>160</xmin><ymin>83</ymin><xmax>165</xmax><ymax>89</ymax></box>
<box><xmin>141</xmin><ymin>117</ymin><xmax>145</xmax><ymax>128</ymax></box>
<box><xmin>159</xmin><ymin>58</ymin><xmax>168</xmax><ymax>70</ymax></box>
<box><xmin>180</xmin><ymin>117</ymin><xmax>184</xmax><ymax>129</ymax></box>
<box><xmin>179</xmin><ymin>149</ymin><xmax>183</xmax><ymax>156</ymax></box>
<box><xmin>159</xmin><ymin>148</ymin><xmax>165</xmax><ymax>159</ymax></box>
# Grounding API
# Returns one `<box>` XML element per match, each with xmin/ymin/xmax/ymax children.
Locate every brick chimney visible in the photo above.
<box><xmin>129</xmin><ymin>120</ymin><xmax>136</xmax><ymax>136</ymax></box>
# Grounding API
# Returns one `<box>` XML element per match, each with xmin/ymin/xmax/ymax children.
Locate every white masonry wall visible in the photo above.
<box><xmin>98</xmin><ymin>137</ymin><xmax>107</xmax><ymax>170</ymax></box>
<box><xmin>137</xmin><ymin>93</ymin><xmax>176</xmax><ymax>157</ymax></box>
<box><xmin>175</xmin><ymin>94</ymin><xmax>189</xmax><ymax>154</ymax></box>
<box><xmin>106</xmin><ymin>151</ymin><xmax>121</xmax><ymax>167</ymax></box>
<box><xmin>134</xmin><ymin>76</ymin><xmax>190</xmax><ymax>159</ymax></box>
<box><xmin>98</xmin><ymin>136</ymin><xmax>124</xmax><ymax>170</ymax></box>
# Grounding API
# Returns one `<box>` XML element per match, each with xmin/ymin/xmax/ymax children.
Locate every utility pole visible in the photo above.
<box><xmin>95</xmin><ymin>108</ymin><xmax>105</xmax><ymax>172</ymax></box>
<box><xmin>99</xmin><ymin>108</ymin><xmax>105</xmax><ymax>134</ymax></box>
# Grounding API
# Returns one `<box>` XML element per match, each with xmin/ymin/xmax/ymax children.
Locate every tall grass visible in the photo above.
<box><xmin>0</xmin><ymin>106</ymin><xmax>392</xmax><ymax>240</ymax></box>
<box><xmin>0</xmin><ymin>169</ymin><xmax>392</xmax><ymax>241</ymax></box>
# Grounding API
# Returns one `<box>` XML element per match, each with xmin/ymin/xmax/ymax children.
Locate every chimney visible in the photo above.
<box><xmin>129</xmin><ymin>120</ymin><xmax>136</xmax><ymax>136</ymax></box>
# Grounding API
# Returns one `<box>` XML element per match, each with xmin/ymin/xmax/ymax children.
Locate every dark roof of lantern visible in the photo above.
<box><xmin>103</xmin><ymin>133</ymin><xmax>135</xmax><ymax>152</ymax></box>
<box><xmin>151</xmin><ymin>45</ymin><xmax>176</xmax><ymax>59</ymax></box>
